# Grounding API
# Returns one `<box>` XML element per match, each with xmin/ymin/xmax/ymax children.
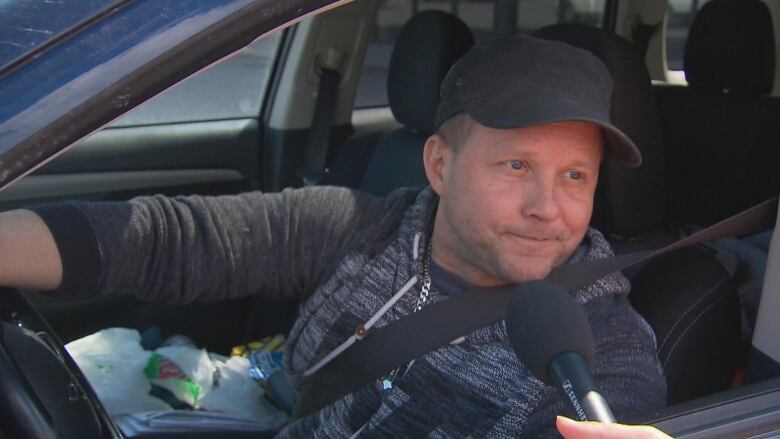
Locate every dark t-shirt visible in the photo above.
<box><xmin>431</xmin><ymin>243</ymin><xmax>589</xmax><ymax>296</ymax></box>
<box><xmin>430</xmin><ymin>259</ymin><xmax>472</xmax><ymax>296</ymax></box>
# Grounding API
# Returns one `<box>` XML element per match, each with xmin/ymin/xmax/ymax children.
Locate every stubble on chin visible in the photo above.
<box><xmin>489</xmin><ymin>243</ymin><xmax>571</xmax><ymax>284</ymax></box>
<box><xmin>493</xmin><ymin>258</ymin><xmax>554</xmax><ymax>284</ymax></box>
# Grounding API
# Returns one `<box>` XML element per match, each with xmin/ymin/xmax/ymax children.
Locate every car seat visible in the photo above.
<box><xmin>533</xmin><ymin>23</ymin><xmax>743</xmax><ymax>406</ymax></box>
<box><xmin>322</xmin><ymin>10</ymin><xmax>474</xmax><ymax>194</ymax></box>
<box><xmin>655</xmin><ymin>0</ymin><xmax>780</xmax><ymax>227</ymax></box>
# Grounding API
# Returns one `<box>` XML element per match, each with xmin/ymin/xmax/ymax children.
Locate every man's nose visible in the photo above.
<box><xmin>520</xmin><ymin>177</ymin><xmax>560</xmax><ymax>221</ymax></box>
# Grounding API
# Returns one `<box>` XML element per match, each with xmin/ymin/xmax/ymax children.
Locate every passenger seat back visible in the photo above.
<box><xmin>324</xmin><ymin>10</ymin><xmax>474</xmax><ymax>194</ymax></box>
<box><xmin>655</xmin><ymin>0</ymin><xmax>780</xmax><ymax>226</ymax></box>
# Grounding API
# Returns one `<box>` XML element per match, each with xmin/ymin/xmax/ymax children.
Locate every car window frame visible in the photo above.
<box><xmin>0</xmin><ymin>0</ymin><xmax>348</xmax><ymax>193</ymax></box>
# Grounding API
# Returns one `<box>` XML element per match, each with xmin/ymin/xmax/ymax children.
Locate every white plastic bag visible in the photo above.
<box><xmin>200</xmin><ymin>356</ymin><xmax>288</xmax><ymax>426</ymax></box>
<box><xmin>65</xmin><ymin>328</ymin><xmax>171</xmax><ymax>415</ymax></box>
<box><xmin>66</xmin><ymin>327</ymin><xmax>288</xmax><ymax>430</ymax></box>
<box><xmin>147</xmin><ymin>346</ymin><xmax>287</xmax><ymax>425</ymax></box>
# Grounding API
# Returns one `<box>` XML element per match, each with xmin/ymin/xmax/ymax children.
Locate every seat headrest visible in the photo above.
<box><xmin>685</xmin><ymin>0</ymin><xmax>775</xmax><ymax>95</ymax></box>
<box><xmin>533</xmin><ymin>23</ymin><xmax>666</xmax><ymax>238</ymax></box>
<box><xmin>387</xmin><ymin>11</ymin><xmax>474</xmax><ymax>135</ymax></box>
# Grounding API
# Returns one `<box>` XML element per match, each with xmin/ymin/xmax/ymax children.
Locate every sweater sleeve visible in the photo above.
<box><xmin>587</xmin><ymin>296</ymin><xmax>667</xmax><ymax>422</ymax></box>
<box><xmin>521</xmin><ymin>295</ymin><xmax>667</xmax><ymax>437</ymax></box>
<box><xmin>30</xmin><ymin>186</ymin><xmax>387</xmax><ymax>303</ymax></box>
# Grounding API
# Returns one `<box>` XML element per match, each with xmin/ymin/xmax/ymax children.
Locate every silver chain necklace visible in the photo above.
<box><xmin>413</xmin><ymin>241</ymin><xmax>432</xmax><ymax>311</ymax></box>
<box><xmin>381</xmin><ymin>240</ymin><xmax>432</xmax><ymax>391</ymax></box>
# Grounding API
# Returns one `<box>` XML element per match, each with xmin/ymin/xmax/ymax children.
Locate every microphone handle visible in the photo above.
<box><xmin>548</xmin><ymin>352</ymin><xmax>616</xmax><ymax>423</ymax></box>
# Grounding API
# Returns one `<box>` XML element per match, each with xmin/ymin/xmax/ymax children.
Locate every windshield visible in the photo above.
<box><xmin>0</xmin><ymin>0</ymin><xmax>119</xmax><ymax>70</ymax></box>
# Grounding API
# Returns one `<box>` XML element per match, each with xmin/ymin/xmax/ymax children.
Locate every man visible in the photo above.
<box><xmin>0</xmin><ymin>36</ymin><xmax>668</xmax><ymax>437</ymax></box>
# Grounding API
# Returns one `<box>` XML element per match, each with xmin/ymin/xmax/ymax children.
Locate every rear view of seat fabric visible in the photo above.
<box><xmin>322</xmin><ymin>10</ymin><xmax>474</xmax><ymax>194</ymax></box>
<box><xmin>656</xmin><ymin>0</ymin><xmax>780</xmax><ymax>227</ymax></box>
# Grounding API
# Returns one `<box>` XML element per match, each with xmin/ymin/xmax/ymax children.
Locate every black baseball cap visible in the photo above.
<box><xmin>434</xmin><ymin>35</ymin><xmax>643</xmax><ymax>168</ymax></box>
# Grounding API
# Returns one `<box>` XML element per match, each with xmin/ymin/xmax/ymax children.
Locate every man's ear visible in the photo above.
<box><xmin>423</xmin><ymin>134</ymin><xmax>451</xmax><ymax>196</ymax></box>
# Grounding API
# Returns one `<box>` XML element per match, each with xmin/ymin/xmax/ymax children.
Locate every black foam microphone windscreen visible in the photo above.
<box><xmin>504</xmin><ymin>279</ymin><xmax>595</xmax><ymax>385</ymax></box>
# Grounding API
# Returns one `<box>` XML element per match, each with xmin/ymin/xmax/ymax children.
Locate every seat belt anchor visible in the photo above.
<box><xmin>314</xmin><ymin>47</ymin><xmax>345</xmax><ymax>76</ymax></box>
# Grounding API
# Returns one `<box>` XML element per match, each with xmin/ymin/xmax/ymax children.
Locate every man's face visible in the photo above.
<box><xmin>425</xmin><ymin>119</ymin><xmax>603</xmax><ymax>286</ymax></box>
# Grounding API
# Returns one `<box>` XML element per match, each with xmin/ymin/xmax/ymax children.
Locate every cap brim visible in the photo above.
<box><xmin>460</xmin><ymin>95</ymin><xmax>643</xmax><ymax>168</ymax></box>
<box><xmin>601</xmin><ymin>125</ymin><xmax>642</xmax><ymax>168</ymax></box>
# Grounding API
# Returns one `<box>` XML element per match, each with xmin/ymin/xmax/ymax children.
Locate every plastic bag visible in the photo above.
<box><xmin>144</xmin><ymin>346</ymin><xmax>213</xmax><ymax>407</ymax></box>
<box><xmin>66</xmin><ymin>327</ymin><xmax>288</xmax><ymax>429</ymax></box>
<box><xmin>200</xmin><ymin>356</ymin><xmax>288</xmax><ymax>425</ymax></box>
<box><xmin>65</xmin><ymin>328</ymin><xmax>171</xmax><ymax>415</ymax></box>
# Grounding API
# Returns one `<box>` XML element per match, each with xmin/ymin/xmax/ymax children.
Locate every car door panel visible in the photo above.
<box><xmin>0</xmin><ymin>119</ymin><xmax>260</xmax><ymax>206</ymax></box>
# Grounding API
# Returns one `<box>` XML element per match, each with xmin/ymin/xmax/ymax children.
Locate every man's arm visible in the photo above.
<box><xmin>17</xmin><ymin>186</ymin><xmax>395</xmax><ymax>302</ymax></box>
<box><xmin>586</xmin><ymin>296</ymin><xmax>667</xmax><ymax>418</ymax></box>
<box><xmin>0</xmin><ymin>209</ymin><xmax>63</xmax><ymax>290</ymax></box>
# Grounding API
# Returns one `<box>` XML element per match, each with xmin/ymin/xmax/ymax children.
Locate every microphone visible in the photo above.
<box><xmin>505</xmin><ymin>280</ymin><xmax>615</xmax><ymax>423</ymax></box>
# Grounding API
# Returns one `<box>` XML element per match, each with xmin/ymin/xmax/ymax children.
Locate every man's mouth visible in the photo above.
<box><xmin>515</xmin><ymin>235</ymin><xmax>548</xmax><ymax>242</ymax></box>
<box><xmin>507</xmin><ymin>232</ymin><xmax>561</xmax><ymax>242</ymax></box>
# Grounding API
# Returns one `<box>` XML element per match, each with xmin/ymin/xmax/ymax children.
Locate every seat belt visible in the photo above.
<box><xmin>293</xmin><ymin>196</ymin><xmax>779</xmax><ymax>419</ymax></box>
<box><xmin>297</xmin><ymin>47</ymin><xmax>344</xmax><ymax>186</ymax></box>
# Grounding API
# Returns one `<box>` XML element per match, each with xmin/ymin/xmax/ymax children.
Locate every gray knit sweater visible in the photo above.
<box><xmin>34</xmin><ymin>186</ymin><xmax>666</xmax><ymax>438</ymax></box>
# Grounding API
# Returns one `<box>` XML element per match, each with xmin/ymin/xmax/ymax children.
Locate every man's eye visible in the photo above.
<box><xmin>566</xmin><ymin>170</ymin><xmax>583</xmax><ymax>180</ymax></box>
<box><xmin>507</xmin><ymin>160</ymin><xmax>525</xmax><ymax>170</ymax></box>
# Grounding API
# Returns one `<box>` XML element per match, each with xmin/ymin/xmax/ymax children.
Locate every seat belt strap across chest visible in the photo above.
<box><xmin>294</xmin><ymin>196</ymin><xmax>779</xmax><ymax>419</ymax></box>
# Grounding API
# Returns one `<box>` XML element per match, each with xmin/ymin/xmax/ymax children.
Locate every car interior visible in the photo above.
<box><xmin>2</xmin><ymin>0</ymin><xmax>780</xmax><ymax>437</ymax></box>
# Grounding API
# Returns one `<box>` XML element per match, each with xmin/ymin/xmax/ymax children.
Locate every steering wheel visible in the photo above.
<box><xmin>0</xmin><ymin>287</ymin><xmax>120</xmax><ymax>438</ymax></box>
